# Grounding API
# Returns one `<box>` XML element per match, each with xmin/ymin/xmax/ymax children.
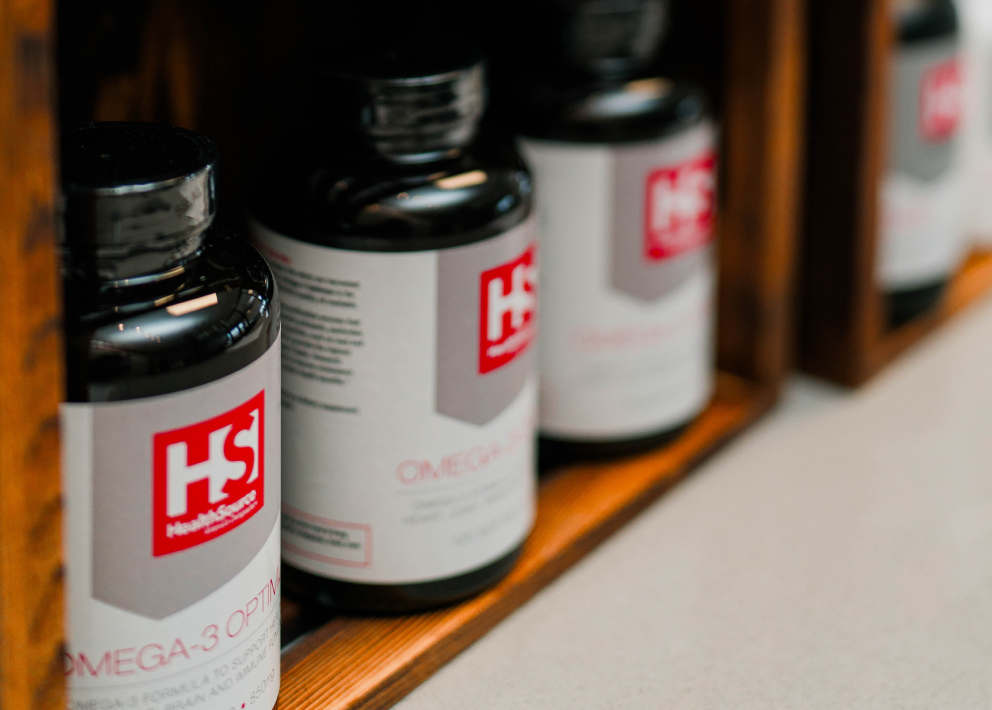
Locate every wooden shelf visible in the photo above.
<box><xmin>0</xmin><ymin>0</ymin><xmax>804</xmax><ymax>708</ymax></box>
<box><xmin>871</xmin><ymin>249</ymin><xmax>992</xmax><ymax>374</ymax></box>
<box><xmin>276</xmin><ymin>373</ymin><xmax>773</xmax><ymax>710</ymax></box>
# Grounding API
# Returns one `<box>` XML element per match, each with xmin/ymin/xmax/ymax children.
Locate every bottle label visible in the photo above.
<box><xmin>519</xmin><ymin>121</ymin><xmax>717</xmax><ymax>441</ymax></box>
<box><xmin>880</xmin><ymin>39</ymin><xmax>965</xmax><ymax>289</ymax></box>
<box><xmin>61</xmin><ymin>339</ymin><xmax>281</xmax><ymax>710</ymax></box>
<box><xmin>251</xmin><ymin>219</ymin><xmax>537</xmax><ymax>584</ymax></box>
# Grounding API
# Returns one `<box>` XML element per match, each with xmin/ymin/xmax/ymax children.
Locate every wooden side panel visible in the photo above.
<box><xmin>0</xmin><ymin>1</ymin><xmax>65</xmax><ymax>709</ymax></box>
<box><xmin>718</xmin><ymin>0</ymin><xmax>806</xmax><ymax>388</ymax></box>
<box><xmin>799</xmin><ymin>0</ymin><xmax>891</xmax><ymax>385</ymax></box>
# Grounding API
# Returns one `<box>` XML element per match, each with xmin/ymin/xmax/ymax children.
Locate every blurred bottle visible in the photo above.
<box><xmin>503</xmin><ymin>0</ymin><xmax>718</xmax><ymax>462</ymax></box>
<box><xmin>879</xmin><ymin>0</ymin><xmax>966</xmax><ymax>328</ymax></box>
<box><xmin>959</xmin><ymin>0</ymin><xmax>992</xmax><ymax>248</ymax></box>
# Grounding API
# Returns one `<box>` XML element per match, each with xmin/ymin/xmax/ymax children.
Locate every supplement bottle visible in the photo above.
<box><xmin>879</xmin><ymin>0</ymin><xmax>964</xmax><ymax>327</ymax></box>
<box><xmin>251</xmin><ymin>47</ymin><xmax>537</xmax><ymax>613</ymax></box>
<box><xmin>60</xmin><ymin>123</ymin><xmax>281</xmax><ymax>709</ymax></box>
<box><xmin>510</xmin><ymin>0</ymin><xmax>717</xmax><ymax>461</ymax></box>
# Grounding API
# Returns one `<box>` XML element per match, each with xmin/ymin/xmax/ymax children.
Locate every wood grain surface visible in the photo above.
<box><xmin>0</xmin><ymin>1</ymin><xmax>65</xmax><ymax>709</ymax></box>
<box><xmin>719</xmin><ymin>0</ymin><xmax>806</xmax><ymax>389</ymax></box>
<box><xmin>800</xmin><ymin>0</ymin><xmax>891</xmax><ymax>387</ymax></box>
<box><xmin>277</xmin><ymin>374</ymin><xmax>773</xmax><ymax>710</ymax></box>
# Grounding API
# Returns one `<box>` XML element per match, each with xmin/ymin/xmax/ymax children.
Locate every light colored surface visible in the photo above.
<box><xmin>395</xmin><ymin>295</ymin><xmax>992</xmax><ymax>709</ymax></box>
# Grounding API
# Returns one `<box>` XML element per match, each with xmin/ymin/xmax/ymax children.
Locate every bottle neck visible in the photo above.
<box><xmin>368</xmin><ymin>140</ymin><xmax>468</xmax><ymax>166</ymax></box>
<box><xmin>312</xmin><ymin>63</ymin><xmax>486</xmax><ymax>164</ymax></box>
<box><xmin>62</xmin><ymin>166</ymin><xmax>215</xmax><ymax>284</ymax></box>
<box><xmin>62</xmin><ymin>231</ymin><xmax>205</xmax><ymax>290</ymax></box>
<box><xmin>565</xmin><ymin>0</ymin><xmax>669</xmax><ymax>80</ymax></box>
<box><xmin>894</xmin><ymin>0</ymin><xmax>957</xmax><ymax>42</ymax></box>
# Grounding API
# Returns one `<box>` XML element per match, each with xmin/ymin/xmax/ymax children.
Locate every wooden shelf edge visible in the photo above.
<box><xmin>276</xmin><ymin>373</ymin><xmax>774</xmax><ymax>710</ymax></box>
<box><xmin>870</xmin><ymin>249</ymin><xmax>992</xmax><ymax>377</ymax></box>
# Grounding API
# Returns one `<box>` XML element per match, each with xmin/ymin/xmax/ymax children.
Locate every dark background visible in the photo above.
<box><xmin>57</xmin><ymin>0</ymin><xmax>724</xmax><ymax>231</ymax></box>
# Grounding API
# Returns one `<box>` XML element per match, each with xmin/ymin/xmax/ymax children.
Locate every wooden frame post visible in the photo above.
<box><xmin>0</xmin><ymin>0</ymin><xmax>65</xmax><ymax>708</ymax></box>
<box><xmin>719</xmin><ymin>0</ymin><xmax>807</xmax><ymax>391</ymax></box>
<box><xmin>800</xmin><ymin>0</ymin><xmax>891</xmax><ymax>385</ymax></box>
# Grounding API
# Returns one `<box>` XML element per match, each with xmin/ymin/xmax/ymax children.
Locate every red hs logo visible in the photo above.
<box><xmin>920</xmin><ymin>58</ymin><xmax>962</xmax><ymax>142</ymax></box>
<box><xmin>644</xmin><ymin>151</ymin><xmax>717</xmax><ymax>262</ymax></box>
<box><xmin>152</xmin><ymin>392</ymin><xmax>265</xmax><ymax>556</ymax></box>
<box><xmin>479</xmin><ymin>245</ymin><xmax>537</xmax><ymax>374</ymax></box>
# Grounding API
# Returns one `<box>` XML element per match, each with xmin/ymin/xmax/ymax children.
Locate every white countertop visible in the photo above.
<box><xmin>395</xmin><ymin>294</ymin><xmax>992</xmax><ymax>709</ymax></box>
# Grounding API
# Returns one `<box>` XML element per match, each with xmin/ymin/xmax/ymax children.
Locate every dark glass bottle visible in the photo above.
<box><xmin>252</xmin><ymin>47</ymin><xmax>537</xmax><ymax>613</ymax></box>
<box><xmin>60</xmin><ymin>122</ymin><xmax>281</xmax><ymax>710</ymax></box>
<box><xmin>62</xmin><ymin>123</ymin><xmax>279</xmax><ymax>401</ymax></box>
<box><xmin>504</xmin><ymin>0</ymin><xmax>718</xmax><ymax>464</ymax></box>
<box><xmin>881</xmin><ymin>0</ymin><xmax>962</xmax><ymax>328</ymax></box>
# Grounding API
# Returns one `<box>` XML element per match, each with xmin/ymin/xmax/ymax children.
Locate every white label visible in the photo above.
<box><xmin>61</xmin><ymin>340</ymin><xmax>281</xmax><ymax>710</ymax></box>
<box><xmin>252</xmin><ymin>220</ymin><xmax>538</xmax><ymax>584</ymax></box>
<box><xmin>879</xmin><ymin>171</ymin><xmax>965</xmax><ymax>288</ymax></box>
<box><xmin>520</xmin><ymin>122</ymin><xmax>717</xmax><ymax>441</ymax></box>
<box><xmin>880</xmin><ymin>40</ymin><xmax>967</xmax><ymax>289</ymax></box>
